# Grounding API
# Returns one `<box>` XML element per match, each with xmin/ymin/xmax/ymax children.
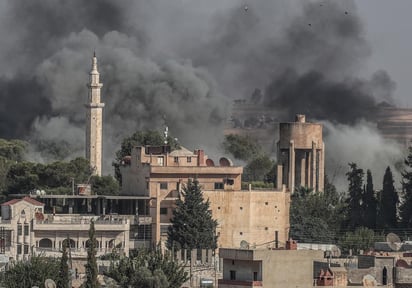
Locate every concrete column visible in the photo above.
<box><xmin>276</xmin><ymin>165</ymin><xmax>283</xmax><ymax>190</ymax></box>
<box><xmin>201</xmin><ymin>249</ymin><xmax>207</xmax><ymax>263</ymax></box>
<box><xmin>300</xmin><ymin>153</ymin><xmax>306</xmax><ymax>188</ymax></box>
<box><xmin>289</xmin><ymin>141</ymin><xmax>295</xmax><ymax>193</ymax></box>
<box><xmin>318</xmin><ymin>142</ymin><xmax>325</xmax><ymax>192</ymax></box>
<box><xmin>306</xmin><ymin>151</ymin><xmax>311</xmax><ymax>189</ymax></box>
<box><xmin>312</xmin><ymin>141</ymin><xmax>317</xmax><ymax>191</ymax></box>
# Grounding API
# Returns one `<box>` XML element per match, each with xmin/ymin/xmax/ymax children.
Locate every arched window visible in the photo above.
<box><xmin>62</xmin><ymin>238</ymin><xmax>76</xmax><ymax>249</ymax></box>
<box><xmin>86</xmin><ymin>239</ymin><xmax>99</xmax><ymax>249</ymax></box>
<box><xmin>38</xmin><ymin>238</ymin><xmax>53</xmax><ymax>249</ymax></box>
<box><xmin>108</xmin><ymin>239</ymin><xmax>116</xmax><ymax>249</ymax></box>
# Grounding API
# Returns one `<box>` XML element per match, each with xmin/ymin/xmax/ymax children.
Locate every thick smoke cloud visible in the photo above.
<box><xmin>0</xmin><ymin>0</ymin><xmax>405</xmax><ymax>186</ymax></box>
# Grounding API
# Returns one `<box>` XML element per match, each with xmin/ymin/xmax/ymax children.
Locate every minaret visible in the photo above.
<box><xmin>85</xmin><ymin>52</ymin><xmax>104</xmax><ymax>176</ymax></box>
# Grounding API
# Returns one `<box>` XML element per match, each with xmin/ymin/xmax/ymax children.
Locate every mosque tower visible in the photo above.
<box><xmin>85</xmin><ymin>52</ymin><xmax>104</xmax><ymax>176</ymax></box>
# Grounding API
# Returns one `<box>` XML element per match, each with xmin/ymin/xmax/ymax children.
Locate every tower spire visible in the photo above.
<box><xmin>86</xmin><ymin>53</ymin><xmax>104</xmax><ymax>176</ymax></box>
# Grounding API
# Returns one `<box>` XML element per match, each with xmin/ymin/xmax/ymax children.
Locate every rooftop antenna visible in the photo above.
<box><xmin>164</xmin><ymin>126</ymin><xmax>169</xmax><ymax>145</ymax></box>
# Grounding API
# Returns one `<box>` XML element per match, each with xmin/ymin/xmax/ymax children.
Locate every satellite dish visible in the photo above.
<box><xmin>219</xmin><ymin>157</ymin><xmax>233</xmax><ymax>167</ymax></box>
<box><xmin>206</xmin><ymin>159</ymin><xmax>215</xmax><ymax>167</ymax></box>
<box><xmin>240</xmin><ymin>240</ymin><xmax>249</xmax><ymax>249</ymax></box>
<box><xmin>44</xmin><ymin>279</ymin><xmax>56</xmax><ymax>288</ymax></box>
<box><xmin>386</xmin><ymin>232</ymin><xmax>402</xmax><ymax>251</ymax></box>
<box><xmin>362</xmin><ymin>274</ymin><xmax>377</xmax><ymax>287</ymax></box>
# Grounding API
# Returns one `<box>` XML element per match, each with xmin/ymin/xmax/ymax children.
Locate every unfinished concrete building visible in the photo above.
<box><xmin>276</xmin><ymin>114</ymin><xmax>324</xmax><ymax>193</ymax></box>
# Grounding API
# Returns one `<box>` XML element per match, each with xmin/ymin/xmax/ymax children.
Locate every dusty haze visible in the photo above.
<box><xmin>0</xmin><ymin>0</ymin><xmax>405</xmax><ymax>190</ymax></box>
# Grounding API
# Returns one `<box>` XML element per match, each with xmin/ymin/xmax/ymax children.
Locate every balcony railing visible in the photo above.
<box><xmin>218</xmin><ymin>279</ymin><xmax>263</xmax><ymax>287</ymax></box>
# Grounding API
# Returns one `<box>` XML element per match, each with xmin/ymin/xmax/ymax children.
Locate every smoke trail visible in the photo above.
<box><xmin>0</xmin><ymin>0</ymin><xmax>405</xmax><ymax>183</ymax></box>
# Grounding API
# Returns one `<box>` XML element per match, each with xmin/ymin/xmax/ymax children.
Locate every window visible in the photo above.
<box><xmin>160</xmin><ymin>208</ymin><xmax>168</xmax><ymax>215</ymax></box>
<box><xmin>157</xmin><ymin>157</ymin><xmax>164</xmax><ymax>166</ymax></box>
<box><xmin>225</xmin><ymin>178</ymin><xmax>234</xmax><ymax>185</ymax></box>
<box><xmin>187</xmin><ymin>157</ymin><xmax>192</xmax><ymax>163</ymax></box>
<box><xmin>17</xmin><ymin>224</ymin><xmax>22</xmax><ymax>236</ymax></box>
<box><xmin>160</xmin><ymin>182</ymin><xmax>168</xmax><ymax>190</ymax></box>
<box><xmin>24</xmin><ymin>224</ymin><xmax>29</xmax><ymax>236</ymax></box>
<box><xmin>17</xmin><ymin>244</ymin><xmax>22</xmax><ymax>254</ymax></box>
<box><xmin>230</xmin><ymin>270</ymin><xmax>236</xmax><ymax>280</ymax></box>
<box><xmin>24</xmin><ymin>244</ymin><xmax>29</xmax><ymax>255</ymax></box>
<box><xmin>174</xmin><ymin>157</ymin><xmax>179</xmax><ymax>163</ymax></box>
<box><xmin>214</xmin><ymin>183</ymin><xmax>224</xmax><ymax>189</ymax></box>
<box><xmin>253</xmin><ymin>272</ymin><xmax>258</xmax><ymax>281</ymax></box>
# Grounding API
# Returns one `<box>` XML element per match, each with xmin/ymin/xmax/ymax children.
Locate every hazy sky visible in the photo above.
<box><xmin>356</xmin><ymin>0</ymin><xmax>412</xmax><ymax>107</ymax></box>
<box><xmin>0</xmin><ymin>0</ymin><xmax>410</xmax><ymax>182</ymax></box>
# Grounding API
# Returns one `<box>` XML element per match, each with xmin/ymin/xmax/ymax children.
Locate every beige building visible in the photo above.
<box><xmin>276</xmin><ymin>114</ymin><xmax>325</xmax><ymax>193</ymax></box>
<box><xmin>120</xmin><ymin>145</ymin><xmax>290</xmax><ymax>249</ymax></box>
<box><xmin>0</xmin><ymin>197</ymin><xmax>129</xmax><ymax>261</ymax></box>
<box><xmin>85</xmin><ymin>53</ymin><xmax>104</xmax><ymax>176</ymax></box>
<box><xmin>218</xmin><ymin>247</ymin><xmax>324</xmax><ymax>288</ymax></box>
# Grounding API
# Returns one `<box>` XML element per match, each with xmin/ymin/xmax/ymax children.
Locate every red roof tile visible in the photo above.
<box><xmin>1</xmin><ymin>197</ymin><xmax>44</xmax><ymax>206</ymax></box>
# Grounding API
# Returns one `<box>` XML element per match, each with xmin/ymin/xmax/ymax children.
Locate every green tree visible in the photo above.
<box><xmin>222</xmin><ymin>134</ymin><xmax>261</xmax><ymax>162</ymax></box>
<box><xmin>90</xmin><ymin>176</ymin><xmax>119</xmax><ymax>195</ymax></box>
<box><xmin>243</xmin><ymin>154</ymin><xmax>274</xmax><ymax>182</ymax></box>
<box><xmin>400</xmin><ymin>147</ymin><xmax>412</xmax><ymax>228</ymax></box>
<box><xmin>345</xmin><ymin>163</ymin><xmax>364</xmax><ymax>229</ymax></box>
<box><xmin>339</xmin><ymin>227</ymin><xmax>383</xmax><ymax>255</ymax></box>
<box><xmin>83</xmin><ymin>221</ymin><xmax>99</xmax><ymax>288</ymax></box>
<box><xmin>106</xmin><ymin>249</ymin><xmax>188</xmax><ymax>288</ymax></box>
<box><xmin>377</xmin><ymin>166</ymin><xmax>398</xmax><ymax>229</ymax></box>
<box><xmin>5</xmin><ymin>157</ymin><xmax>92</xmax><ymax>196</ymax></box>
<box><xmin>290</xmin><ymin>183</ymin><xmax>344</xmax><ymax>243</ymax></box>
<box><xmin>362</xmin><ymin>170</ymin><xmax>377</xmax><ymax>229</ymax></box>
<box><xmin>167</xmin><ymin>179</ymin><xmax>218</xmax><ymax>250</ymax></box>
<box><xmin>0</xmin><ymin>139</ymin><xmax>26</xmax><ymax>161</ymax></box>
<box><xmin>113</xmin><ymin>130</ymin><xmax>179</xmax><ymax>183</ymax></box>
<box><xmin>57</xmin><ymin>238</ymin><xmax>70</xmax><ymax>288</ymax></box>
<box><xmin>3</xmin><ymin>255</ymin><xmax>60</xmax><ymax>288</ymax></box>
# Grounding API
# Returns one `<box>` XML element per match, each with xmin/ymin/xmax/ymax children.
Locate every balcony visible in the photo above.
<box><xmin>33</xmin><ymin>216</ymin><xmax>129</xmax><ymax>231</ymax></box>
<box><xmin>218</xmin><ymin>279</ymin><xmax>263</xmax><ymax>287</ymax></box>
<box><xmin>34</xmin><ymin>247</ymin><xmax>123</xmax><ymax>258</ymax></box>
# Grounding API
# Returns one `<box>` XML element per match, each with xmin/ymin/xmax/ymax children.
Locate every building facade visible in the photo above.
<box><xmin>0</xmin><ymin>197</ymin><xmax>129</xmax><ymax>261</ymax></box>
<box><xmin>218</xmin><ymin>247</ymin><xmax>324</xmax><ymax>288</ymax></box>
<box><xmin>120</xmin><ymin>145</ymin><xmax>290</xmax><ymax>249</ymax></box>
<box><xmin>85</xmin><ymin>53</ymin><xmax>104</xmax><ymax>176</ymax></box>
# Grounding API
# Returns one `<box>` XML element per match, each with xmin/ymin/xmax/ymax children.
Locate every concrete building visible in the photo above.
<box><xmin>0</xmin><ymin>196</ymin><xmax>129</xmax><ymax>262</ymax></box>
<box><xmin>276</xmin><ymin>114</ymin><xmax>325</xmax><ymax>193</ymax></box>
<box><xmin>120</xmin><ymin>145</ymin><xmax>290</xmax><ymax>249</ymax></box>
<box><xmin>218</xmin><ymin>247</ymin><xmax>324</xmax><ymax>288</ymax></box>
<box><xmin>85</xmin><ymin>53</ymin><xmax>104</xmax><ymax>176</ymax></box>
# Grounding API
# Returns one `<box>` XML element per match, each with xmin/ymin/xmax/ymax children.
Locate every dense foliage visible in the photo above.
<box><xmin>3</xmin><ymin>255</ymin><xmax>60</xmax><ymax>288</ymax></box>
<box><xmin>167</xmin><ymin>179</ymin><xmax>218</xmax><ymax>250</ymax></box>
<box><xmin>400</xmin><ymin>147</ymin><xmax>412</xmax><ymax>228</ymax></box>
<box><xmin>345</xmin><ymin>163</ymin><xmax>364</xmax><ymax>229</ymax></box>
<box><xmin>106</xmin><ymin>249</ymin><xmax>188</xmax><ymax>288</ymax></box>
<box><xmin>362</xmin><ymin>170</ymin><xmax>377</xmax><ymax>229</ymax></box>
<box><xmin>83</xmin><ymin>221</ymin><xmax>99</xmax><ymax>288</ymax></box>
<box><xmin>222</xmin><ymin>134</ymin><xmax>261</xmax><ymax>162</ymax></box>
<box><xmin>5</xmin><ymin>157</ymin><xmax>92</xmax><ymax>195</ymax></box>
<box><xmin>0</xmin><ymin>139</ymin><xmax>27</xmax><ymax>197</ymax></box>
<box><xmin>57</xmin><ymin>239</ymin><xmax>70</xmax><ymax>288</ymax></box>
<box><xmin>290</xmin><ymin>179</ymin><xmax>344</xmax><ymax>243</ymax></box>
<box><xmin>339</xmin><ymin>227</ymin><xmax>384</xmax><ymax>255</ymax></box>
<box><xmin>223</xmin><ymin>134</ymin><xmax>275</xmax><ymax>182</ymax></box>
<box><xmin>377</xmin><ymin>166</ymin><xmax>398</xmax><ymax>229</ymax></box>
